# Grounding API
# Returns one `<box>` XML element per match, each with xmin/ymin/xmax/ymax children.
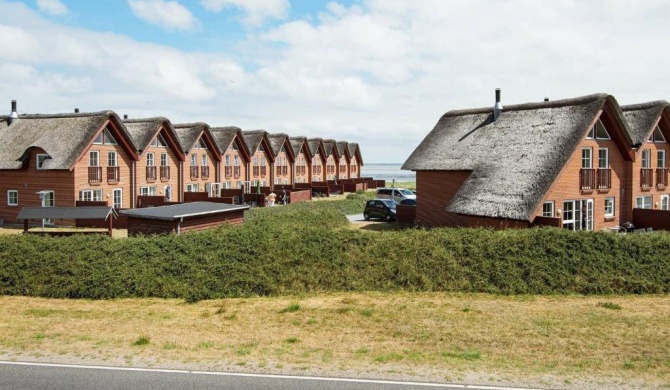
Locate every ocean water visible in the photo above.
<box><xmin>361</xmin><ymin>163</ymin><xmax>415</xmax><ymax>183</ymax></box>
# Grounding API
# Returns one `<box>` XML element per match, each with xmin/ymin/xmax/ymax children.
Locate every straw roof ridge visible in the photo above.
<box><xmin>336</xmin><ymin>141</ymin><xmax>349</xmax><ymax>158</ymax></box>
<box><xmin>621</xmin><ymin>101</ymin><xmax>670</xmax><ymax>145</ymax></box>
<box><xmin>174</xmin><ymin>122</ymin><xmax>210</xmax><ymax>152</ymax></box>
<box><xmin>123</xmin><ymin>117</ymin><xmax>173</xmax><ymax>152</ymax></box>
<box><xmin>289</xmin><ymin>136</ymin><xmax>308</xmax><ymax>156</ymax></box>
<box><xmin>210</xmin><ymin>126</ymin><xmax>243</xmax><ymax>153</ymax></box>
<box><xmin>242</xmin><ymin>129</ymin><xmax>267</xmax><ymax>154</ymax></box>
<box><xmin>268</xmin><ymin>133</ymin><xmax>289</xmax><ymax>155</ymax></box>
<box><xmin>403</xmin><ymin>93</ymin><xmax>615</xmax><ymax>221</ymax></box>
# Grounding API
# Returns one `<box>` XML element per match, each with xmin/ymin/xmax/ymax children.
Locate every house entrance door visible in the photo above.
<box><xmin>562</xmin><ymin>199</ymin><xmax>593</xmax><ymax>231</ymax></box>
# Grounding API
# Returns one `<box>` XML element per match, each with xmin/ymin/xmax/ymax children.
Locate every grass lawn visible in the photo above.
<box><xmin>0</xmin><ymin>293</ymin><xmax>668</xmax><ymax>389</ymax></box>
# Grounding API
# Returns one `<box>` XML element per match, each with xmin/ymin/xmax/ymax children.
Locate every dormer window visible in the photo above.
<box><xmin>150</xmin><ymin>134</ymin><xmax>168</xmax><ymax>147</ymax></box>
<box><xmin>194</xmin><ymin>137</ymin><xmax>207</xmax><ymax>149</ymax></box>
<box><xmin>649</xmin><ymin>126</ymin><xmax>666</xmax><ymax>143</ymax></box>
<box><xmin>259</xmin><ymin>144</ymin><xmax>265</xmax><ymax>152</ymax></box>
<box><xmin>230</xmin><ymin>141</ymin><xmax>239</xmax><ymax>151</ymax></box>
<box><xmin>36</xmin><ymin>154</ymin><xmax>49</xmax><ymax>170</ymax></box>
<box><xmin>586</xmin><ymin>119</ymin><xmax>610</xmax><ymax>140</ymax></box>
<box><xmin>93</xmin><ymin>128</ymin><xmax>118</xmax><ymax>145</ymax></box>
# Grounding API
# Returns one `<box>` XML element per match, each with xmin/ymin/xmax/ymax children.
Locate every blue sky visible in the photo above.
<box><xmin>3</xmin><ymin>0</ymin><xmax>670</xmax><ymax>163</ymax></box>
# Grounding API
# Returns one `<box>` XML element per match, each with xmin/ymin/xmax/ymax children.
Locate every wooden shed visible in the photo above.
<box><xmin>120</xmin><ymin>201</ymin><xmax>249</xmax><ymax>236</ymax></box>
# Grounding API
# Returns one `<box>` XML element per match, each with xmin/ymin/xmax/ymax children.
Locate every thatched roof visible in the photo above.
<box><xmin>242</xmin><ymin>130</ymin><xmax>267</xmax><ymax>154</ymax></box>
<box><xmin>621</xmin><ymin>101</ymin><xmax>670</xmax><ymax>145</ymax></box>
<box><xmin>173</xmin><ymin>123</ymin><xmax>210</xmax><ymax>153</ymax></box>
<box><xmin>289</xmin><ymin>136</ymin><xmax>308</xmax><ymax>157</ymax></box>
<box><xmin>210</xmin><ymin>126</ymin><xmax>245</xmax><ymax>154</ymax></box>
<box><xmin>267</xmin><ymin>133</ymin><xmax>289</xmax><ymax>155</ymax></box>
<box><xmin>336</xmin><ymin>141</ymin><xmax>350</xmax><ymax>159</ymax></box>
<box><xmin>347</xmin><ymin>142</ymin><xmax>363</xmax><ymax>165</ymax></box>
<box><xmin>123</xmin><ymin>117</ymin><xmax>172</xmax><ymax>152</ymax></box>
<box><xmin>307</xmin><ymin>137</ymin><xmax>323</xmax><ymax>156</ymax></box>
<box><xmin>403</xmin><ymin>94</ymin><xmax>632</xmax><ymax>221</ymax></box>
<box><xmin>322</xmin><ymin>139</ymin><xmax>338</xmax><ymax>158</ymax></box>
<box><xmin>0</xmin><ymin>111</ymin><xmax>131</xmax><ymax>170</ymax></box>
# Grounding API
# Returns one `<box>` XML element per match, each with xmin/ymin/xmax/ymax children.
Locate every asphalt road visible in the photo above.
<box><xmin>0</xmin><ymin>362</ymin><xmax>545</xmax><ymax>390</ymax></box>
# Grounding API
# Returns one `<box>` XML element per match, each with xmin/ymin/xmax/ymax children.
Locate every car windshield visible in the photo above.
<box><xmin>382</xmin><ymin>199</ymin><xmax>396</xmax><ymax>208</ymax></box>
<box><xmin>399</xmin><ymin>189</ymin><xmax>414</xmax><ymax>195</ymax></box>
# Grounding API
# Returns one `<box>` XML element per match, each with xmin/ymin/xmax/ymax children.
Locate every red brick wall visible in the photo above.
<box><xmin>73</xmin><ymin>143</ymin><xmax>133</xmax><ymax>210</ymax></box>
<box><xmin>221</xmin><ymin>148</ymin><xmax>247</xmax><ymax>189</ymax></box>
<box><xmin>415</xmin><ymin>170</ymin><xmax>471</xmax><ymax>227</ymax></box>
<box><xmin>249</xmin><ymin>150</ymin><xmax>271</xmax><ymax>185</ymax></box>
<box><xmin>135</xmin><ymin>136</ymin><xmax>180</xmax><ymax>202</ymax></box>
<box><xmin>396</xmin><ymin>204</ymin><xmax>416</xmax><ymax>225</ymax></box>
<box><xmin>630</xmin><ymin>142</ymin><xmax>670</xmax><ymax>213</ymax></box>
<box><xmin>538</xmin><ymin>134</ymin><xmax>626</xmax><ymax>230</ymax></box>
<box><xmin>273</xmin><ymin>150</ymin><xmax>292</xmax><ymax>185</ymax></box>
<box><xmin>288</xmin><ymin>189</ymin><xmax>311</xmax><ymax>203</ymax></box>
<box><xmin>184</xmin><ymin>147</ymin><xmax>217</xmax><ymax>193</ymax></box>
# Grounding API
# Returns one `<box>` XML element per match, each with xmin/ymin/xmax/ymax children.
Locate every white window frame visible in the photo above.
<box><xmin>658</xmin><ymin>150</ymin><xmax>666</xmax><ymax>169</ymax></box>
<box><xmin>642</xmin><ymin>149</ymin><xmax>651</xmax><ymax>169</ymax></box>
<box><xmin>79</xmin><ymin>189</ymin><xmax>102</xmax><ymax>202</ymax></box>
<box><xmin>202</xmin><ymin>154</ymin><xmax>208</xmax><ymax>167</ymax></box>
<box><xmin>191</xmin><ymin>153</ymin><xmax>197</xmax><ymax>166</ymax></box>
<box><xmin>562</xmin><ymin>199</ymin><xmax>594</xmax><ymax>231</ymax></box>
<box><xmin>140</xmin><ymin>186</ymin><xmax>156</xmax><ymax>196</ymax></box>
<box><xmin>107</xmin><ymin>151</ymin><xmax>117</xmax><ymax>167</ymax></box>
<box><xmin>234</xmin><ymin>156</ymin><xmax>240</xmax><ymax>166</ymax></box>
<box><xmin>160</xmin><ymin>153</ymin><xmax>168</xmax><ymax>167</ymax></box>
<box><xmin>650</xmin><ymin>126</ymin><xmax>666</xmax><ymax>143</ymax></box>
<box><xmin>604</xmin><ymin>197</ymin><xmax>615</xmax><ymax>217</ymax></box>
<box><xmin>164</xmin><ymin>185</ymin><xmax>172</xmax><ymax>201</ymax></box>
<box><xmin>7</xmin><ymin>190</ymin><xmax>18</xmax><ymax>206</ymax></box>
<box><xmin>36</xmin><ymin>154</ymin><xmax>49</xmax><ymax>170</ymax></box>
<box><xmin>542</xmin><ymin>201</ymin><xmax>554</xmax><ymax>217</ymax></box>
<box><xmin>636</xmin><ymin>195</ymin><xmax>652</xmax><ymax>209</ymax></box>
<box><xmin>89</xmin><ymin>151</ymin><xmax>100</xmax><ymax>167</ymax></box>
<box><xmin>661</xmin><ymin>195</ymin><xmax>669</xmax><ymax>211</ymax></box>
<box><xmin>581</xmin><ymin>148</ymin><xmax>592</xmax><ymax>169</ymax></box>
<box><xmin>113</xmin><ymin>188</ymin><xmax>122</xmax><ymax>209</ymax></box>
<box><xmin>598</xmin><ymin>148</ymin><xmax>608</xmax><ymax>169</ymax></box>
<box><xmin>186</xmin><ymin>183</ymin><xmax>199</xmax><ymax>192</ymax></box>
<box><xmin>146</xmin><ymin>152</ymin><xmax>155</xmax><ymax>167</ymax></box>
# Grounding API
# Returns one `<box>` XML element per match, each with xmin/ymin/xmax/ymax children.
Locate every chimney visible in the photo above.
<box><xmin>493</xmin><ymin>88</ymin><xmax>503</xmax><ymax>121</ymax></box>
<box><xmin>123</xmin><ymin>114</ymin><xmax>128</xmax><ymax>120</ymax></box>
<box><xmin>544</xmin><ymin>97</ymin><xmax>549</xmax><ymax>102</ymax></box>
<box><xmin>74</xmin><ymin>108</ymin><xmax>79</xmax><ymax>113</ymax></box>
<box><xmin>8</xmin><ymin>100</ymin><xmax>18</xmax><ymax>125</ymax></box>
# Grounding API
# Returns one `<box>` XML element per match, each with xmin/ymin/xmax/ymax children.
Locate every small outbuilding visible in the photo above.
<box><xmin>119</xmin><ymin>201</ymin><xmax>249</xmax><ymax>236</ymax></box>
<box><xmin>17</xmin><ymin>206</ymin><xmax>117</xmax><ymax>236</ymax></box>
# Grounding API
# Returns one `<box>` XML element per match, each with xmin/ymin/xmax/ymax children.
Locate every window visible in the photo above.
<box><xmin>79</xmin><ymin>189</ymin><xmax>102</xmax><ymax>201</ymax></box>
<box><xmin>225</xmin><ymin>155</ymin><xmax>230</xmax><ymax>166</ymax></box>
<box><xmin>604</xmin><ymin>197</ymin><xmax>615</xmax><ymax>217</ymax></box>
<box><xmin>42</xmin><ymin>191</ymin><xmax>54</xmax><ymax>207</ymax></box>
<box><xmin>649</xmin><ymin>126</ymin><xmax>666</xmax><ymax>143</ymax></box>
<box><xmin>636</xmin><ymin>195</ymin><xmax>652</xmax><ymax>209</ymax></box>
<box><xmin>586</xmin><ymin>119</ymin><xmax>611</xmax><ymax>139</ymax></box>
<box><xmin>662</xmin><ymin>195</ymin><xmax>669</xmax><ymax>211</ymax></box>
<box><xmin>194</xmin><ymin>138</ymin><xmax>207</xmax><ymax>149</ymax></box>
<box><xmin>191</xmin><ymin>153</ymin><xmax>197</xmax><ymax>166</ymax></box>
<box><xmin>140</xmin><ymin>186</ymin><xmax>156</xmax><ymax>196</ymax></box>
<box><xmin>581</xmin><ymin>148</ymin><xmax>592</xmax><ymax>169</ymax></box>
<box><xmin>253</xmin><ymin>156</ymin><xmax>259</xmax><ymax>166</ymax></box>
<box><xmin>36</xmin><ymin>154</ymin><xmax>49</xmax><ymax>170</ymax></box>
<box><xmin>598</xmin><ymin>148</ymin><xmax>608</xmax><ymax>169</ymax></box>
<box><xmin>108</xmin><ymin>151</ymin><xmax>117</xmax><ymax>167</ymax></box>
<box><xmin>542</xmin><ymin>201</ymin><xmax>554</xmax><ymax>217</ymax></box>
<box><xmin>113</xmin><ymin>188</ymin><xmax>122</xmax><ymax>209</ymax></box>
<box><xmin>562</xmin><ymin>199</ymin><xmax>593</xmax><ymax>231</ymax></box>
<box><xmin>202</xmin><ymin>154</ymin><xmax>208</xmax><ymax>166</ymax></box>
<box><xmin>164</xmin><ymin>185</ymin><xmax>172</xmax><ymax>201</ymax></box>
<box><xmin>186</xmin><ymin>184</ymin><xmax>199</xmax><ymax>192</ymax></box>
<box><xmin>146</xmin><ymin>153</ymin><xmax>155</xmax><ymax>167</ymax></box>
<box><xmin>7</xmin><ymin>190</ymin><xmax>18</xmax><ymax>206</ymax></box>
<box><xmin>150</xmin><ymin>134</ymin><xmax>168</xmax><ymax>147</ymax></box>
<box><xmin>160</xmin><ymin>153</ymin><xmax>168</xmax><ymax>167</ymax></box>
<box><xmin>93</xmin><ymin>128</ymin><xmax>118</xmax><ymax>145</ymax></box>
<box><xmin>89</xmin><ymin>151</ymin><xmax>99</xmax><ymax>167</ymax></box>
<box><xmin>261</xmin><ymin>156</ymin><xmax>266</xmax><ymax>166</ymax></box>
<box><xmin>642</xmin><ymin>149</ymin><xmax>651</xmax><ymax>169</ymax></box>
<box><xmin>234</xmin><ymin>156</ymin><xmax>240</xmax><ymax>166</ymax></box>
<box><xmin>658</xmin><ymin>150</ymin><xmax>666</xmax><ymax>168</ymax></box>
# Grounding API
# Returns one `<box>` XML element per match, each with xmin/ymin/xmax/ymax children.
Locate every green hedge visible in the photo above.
<box><xmin>1</xmin><ymin>203</ymin><xmax>669</xmax><ymax>299</ymax></box>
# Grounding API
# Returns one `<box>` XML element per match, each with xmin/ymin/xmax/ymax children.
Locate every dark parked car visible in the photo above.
<box><xmin>399</xmin><ymin>198</ymin><xmax>416</xmax><ymax>206</ymax></box>
<box><xmin>364</xmin><ymin>199</ymin><xmax>397</xmax><ymax>221</ymax></box>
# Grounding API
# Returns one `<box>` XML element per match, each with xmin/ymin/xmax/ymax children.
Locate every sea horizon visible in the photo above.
<box><xmin>361</xmin><ymin>163</ymin><xmax>415</xmax><ymax>183</ymax></box>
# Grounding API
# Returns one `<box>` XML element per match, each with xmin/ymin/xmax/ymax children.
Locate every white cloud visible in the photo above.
<box><xmin>201</xmin><ymin>0</ymin><xmax>289</xmax><ymax>26</ymax></box>
<box><xmin>128</xmin><ymin>0</ymin><xmax>199</xmax><ymax>32</ymax></box>
<box><xmin>36</xmin><ymin>0</ymin><xmax>68</xmax><ymax>16</ymax></box>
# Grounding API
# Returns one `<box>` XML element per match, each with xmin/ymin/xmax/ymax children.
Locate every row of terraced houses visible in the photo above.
<box><xmin>0</xmin><ymin>101</ymin><xmax>364</xmax><ymax>225</ymax></box>
<box><xmin>402</xmin><ymin>90</ymin><xmax>670</xmax><ymax>231</ymax></box>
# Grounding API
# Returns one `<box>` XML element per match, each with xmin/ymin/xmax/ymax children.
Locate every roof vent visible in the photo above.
<box><xmin>8</xmin><ymin>100</ymin><xmax>18</xmax><ymax>125</ymax></box>
<box><xmin>493</xmin><ymin>88</ymin><xmax>503</xmax><ymax>121</ymax></box>
<box><xmin>74</xmin><ymin>108</ymin><xmax>79</xmax><ymax>113</ymax></box>
<box><xmin>544</xmin><ymin>97</ymin><xmax>549</xmax><ymax>102</ymax></box>
<box><xmin>123</xmin><ymin>114</ymin><xmax>128</xmax><ymax>120</ymax></box>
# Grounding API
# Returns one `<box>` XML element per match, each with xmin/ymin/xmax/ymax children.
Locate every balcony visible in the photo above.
<box><xmin>190</xmin><ymin>166</ymin><xmax>199</xmax><ymax>179</ymax></box>
<box><xmin>234</xmin><ymin>166</ymin><xmax>240</xmax><ymax>178</ymax></box>
<box><xmin>641</xmin><ymin>168</ymin><xmax>653</xmax><ymax>189</ymax></box>
<box><xmin>225</xmin><ymin>166</ymin><xmax>232</xmax><ymax>178</ymax></box>
<box><xmin>146</xmin><ymin>166</ymin><xmax>157</xmax><ymax>182</ymax></box>
<box><xmin>282</xmin><ymin>166</ymin><xmax>288</xmax><ymax>175</ymax></box>
<box><xmin>89</xmin><ymin>166</ymin><xmax>102</xmax><ymax>184</ymax></box>
<box><xmin>597</xmin><ymin>168</ymin><xmax>611</xmax><ymax>190</ymax></box>
<box><xmin>580</xmin><ymin>168</ymin><xmax>595</xmax><ymax>191</ymax></box>
<box><xmin>276</xmin><ymin>166</ymin><xmax>282</xmax><ymax>176</ymax></box>
<box><xmin>260</xmin><ymin>166</ymin><xmax>266</xmax><ymax>177</ymax></box>
<box><xmin>201</xmin><ymin>166</ymin><xmax>210</xmax><ymax>179</ymax></box>
<box><xmin>160</xmin><ymin>166</ymin><xmax>170</xmax><ymax>181</ymax></box>
<box><xmin>107</xmin><ymin>167</ymin><xmax>119</xmax><ymax>183</ymax></box>
<box><xmin>657</xmin><ymin>168</ymin><xmax>668</xmax><ymax>189</ymax></box>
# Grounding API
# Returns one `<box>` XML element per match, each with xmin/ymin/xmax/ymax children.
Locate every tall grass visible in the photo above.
<box><xmin>0</xmin><ymin>200</ymin><xmax>669</xmax><ymax>299</ymax></box>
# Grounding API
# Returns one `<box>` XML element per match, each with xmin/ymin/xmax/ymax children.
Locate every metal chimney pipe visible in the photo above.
<box><xmin>8</xmin><ymin>100</ymin><xmax>18</xmax><ymax>125</ymax></box>
<box><xmin>123</xmin><ymin>114</ymin><xmax>128</xmax><ymax>120</ymax></box>
<box><xmin>74</xmin><ymin>108</ymin><xmax>79</xmax><ymax>113</ymax></box>
<box><xmin>493</xmin><ymin>88</ymin><xmax>503</xmax><ymax>121</ymax></box>
<box><xmin>544</xmin><ymin>98</ymin><xmax>549</xmax><ymax>102</ymax></box>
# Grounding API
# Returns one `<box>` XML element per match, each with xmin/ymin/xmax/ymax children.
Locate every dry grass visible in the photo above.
<box><xmin>0</xmin><ymin>293</ymin><xmax>668</xmax><ymax>388</ymax></box>
<box><xmin>0</xmin><ymin>227</ymin><xmax>127</xmax><ymax>238</ymax></box>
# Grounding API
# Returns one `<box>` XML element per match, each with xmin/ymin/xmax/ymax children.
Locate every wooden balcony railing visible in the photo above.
<box><xmin>597</xmin><ymin>168</ymin><xmax>611</xmax><ymax>190</ymax></box>
<box><xmin>190</xmin><ymin>166</ymin><xmax>199</xmax><ymax>179</ymax></box>
<box><xmin>282</xmin><ymin>166</ymin><xmax>288</xmax><ymax>175</ymax></box>
<box><xmin>580</xmin><ymin>168</ymin><xmax>595</xmax><ymax>191</ymax></box>
<box><xmin>146</xmin><ymin>166</ymin><xmax>157</xmax><ymax>182</ymax></box>
<box><xmin>253</xmin><ymin>166</ymin><xmax>259</xmax><ymax>176</ymax></box>
<box><xmin>641</xmin><ymin>168</ymin><xmax>653</xmax><ymax>189</ymax></box>
<box><xmin>276</xmin><ymin>166</ymin><xmax>282</xmax><ymax>176</ymax></box>
<box><xmin>201</xmin><ymin>166</ymin><xmax>210</xmax><ymax>179</ymax></box>
<box><xmin>160</xmin><ymin>166</ymin><xmax>170</xmax><ymax>181</ymax></box>
<box><xmin>89</xmin><ymin>166</ymin><xmax>102</xmax><ymax>184</ymax></box>
<box><xmin>657</xmin><ymin>168</ymin><xmax>668</xmax><ymax>188</ymax></box>
<box><xmin>225</xmin><ymin>166</ymin><xmax>232</xmax><ymax>178</ymax></box>
<box><xmin>107</xmin><ymin>167</ymin><xmax>119</xmax><ymax>183</ymax></box>
<box><xmin>260</xmin><ymin>166</ymin><xmax>266</xmax><ymax>177</ymax></box>
<box><xmin>234</xmin><ymin>166</ymin><xmax>240</xmax><ymax>178</ymax></box>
